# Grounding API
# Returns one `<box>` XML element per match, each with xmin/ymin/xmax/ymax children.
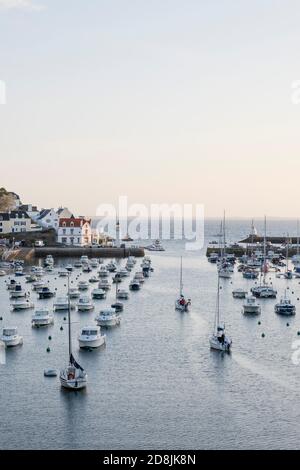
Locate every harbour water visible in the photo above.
<box><xmin>1</xmin><ymin>219</ymin><xmax>300</xmax><ymax>450</ymax></box>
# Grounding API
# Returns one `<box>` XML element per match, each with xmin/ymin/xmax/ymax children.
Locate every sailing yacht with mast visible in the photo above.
<box><xmin>292</xmin><ymin>220</ymin><xmax>300</xmax><ymax>273</ymax></box>
<box><xmin>251</xmin><ymin>217</ymin><xmax>277</xmax><ymax>299</ymax></box>
<box><xmin>209</xmin><ymin>273</ymin><xmax>232</xmax><ymax>352</ymax></box>
<box><xmin>175</xmin><ymin>257</ymin><xmax>191</xmax><ymax>312</ymax></box>
<box><xmin>218</xmin><ymin>213</ymin><xmax>233</xmax><ymax>279</ymax></box>
<box><xmin>60</xmin><ymin>273</ymin><xmax>87</xmax><ymax>391</ymax></box>
<box><xmin>284</xmin><ymin>235</ymin><xmax>293</xmax><ymax>279</ymax></box>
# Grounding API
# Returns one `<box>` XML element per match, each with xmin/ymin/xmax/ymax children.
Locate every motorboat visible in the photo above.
<box><xmin>78</xmin><ymin>326</ymin><xmax>106</xmax><ymax>349</ymax></box>
<box><xmin>53</xmin><ymin>297</ymin><xmax>74</xmax><ymax>311</ymax></box>
<box><xmin>275</xmin><ymin>292</ymin><xmax>296</xmax><ymax>316</ymax></box>
<box><xmin>77</xmin><ymin>296</ymin><xmax>94</xmax><ymax>312</ymax></box>
<box><xmin>80</xmin><ymin>255</ymin><xmax>89</xmax><ymax>264</ymax></box>
<box><xmin>78</xmin><ymin>280</ymin><xmax>89</xmax><ymax>291</ymax></box>
<box><xmin>243</xmin><ymin>295</ymin><xmax>261</xmax><ymax>315</ymax></box>
<box><xmin>112</xmin><ymin>273</ymin><xmax>122</xmax><ymax>284</ymax></box>
<box><xmin>26</xmin><ymin>274</ymin><xmax>38</xmax><ymax>284</ymax></box>
<box><xmin>0</xmin><ymin>270</ymin><xmax>6</xmax><ymax>276</ymax></box>
<box><xmin>118</xmin><ymin>269</ymin><xmax>129</xmax><ymax>278</ymax></box>
<box><xmin>243</xmin><ymin>269</ymin><xmax>259</xmax><ymax>279</ymax></box>
<box><xmin>10</xmin><ymin>284</ymin><xmax>29</xmax><ymax>299</ymax></box>
<box><xmin>32</xmin><ymin>280</ymin><xmax>47</xmax><ymax>292</ymax></box>
<box><xmin>116</xmin><ymin>289</ymin><xmax>129</xmax><ymax>300</ymax></box>
<box><xmin>232</xmin><ymin>288</ymin><xmax>248</xmax><ymax>299</ymax></box>
<box><xmin>74</xmin><ymin>261</ymin><xmax>83</xmax><ymax>268</ymax></box>
<box><xmin>44</xmin><ymin>255</ymin><xmax>54</xmax><ymax>267</ymax></box>
<box><xmin>44</xmin><ymin>368</ymin><xmax>57</xmax><ymax>377</ymax></box>
<box><xmin>145</xmin><ymin>239</ymin><xmax>165</xmax><ymax>251</ymax></box>
<box><xmin>209</xmin><ymin>273</ymin><xmax>232</xmax><ymax>352</ymax></box>
<box><xmin>60</xmin><ymin>275</ymin><xmax>87</xmax><ymax>390</ymax></box>
<box><xmin>38</xmin><ymin>287</ymin><xmax>56</xmax><ymax>299</ymax></box>
<box><xmin>11</xmin><ymin>299</ymin><xmax>34</xmax><ymax>310</ymax></box>
<box><xmin>129</xmin><ymin>279</ymin><xmax>140</xmax><ymax>291</ymax></box>
<box><xmin>90</xmin><ymin>259</ymin><xmax>99</xmax><ymax>268</ymax></box>
<box><xmin>0</xmin><ymin>327</ymin><xmax>23</xmax><ymax>347</ymax></box>
<box><xmin>65</xmin><ymin>264</ymin><xmax>73</xmax><ymax>272</ymax></box>
<box><xmin>68</xmin><ymin>288</ymin><xmax>80</xmax><ymax>299</ymax></box>
<box><xmin>82</xmin><ymin>263</ymin><xmax>92</xmax><ymax>273</ymax></box>
<box><xmin>95</xmin><ymin>308</ymin><xmax>121</xmax><ymax>327</ymax></box>
<box><xmin>14</xmin><ymin>266</ymin><xmax>24</xmax><ymax>277</ymax></box>
<box><xmin>111</xmin><ymin>302</ymin><xmax>124</xmax><ymax>312</ymax></box>
<box><xmin>7</xmin><ymin>279</ymin><xmax>18</xmax><ymax>291</ymax></box>
<box><xmin>133</xmin><ymin>272</ymin><xmax>145</xmax><ymax>283</ymax></box>
<box><xmin>32</xmin><ymin>309</ymin><xmax>54</xmax><ymax>327</ymax></box>
<box><xmin>98</xmin><ymin>279</ymin><xmax>111</xmax><ymax>291</ymax></box>
<box><xmin>58</xmin><ymin>269</ymin><xmax>69</xmax><ymax>277</ymax></box>
<box><xmin>98</xmin><ymin>266</ymin><xmax>109</xmax><ymax>278</ymax></box>
<box><xmin>92</xmin><ymin>288</ymin><xmax>106</xmax><ymax>300</ymax></box>
<box><xmin>208</xmin><ymin>252</ymin><xmax>219</xmax><ymax>263</ymax></box>
<box><xmin>107</xmin><ymin>261</ymin><xmax>117</xmax><ymax>272</ymax></box>
<box><xmin>251</xmin><ymin>285</ymin><xmax>277</xmax><ymax>298</ymax></box>
<box><xmin>89</xmin><ymin>276</ymin><xmax>98</xmax><ymax>284</ymax></box>
<box><xmin>33</xmin><ymin>267</ymin><xmax>44</xmax><ymax>277</ymax></box>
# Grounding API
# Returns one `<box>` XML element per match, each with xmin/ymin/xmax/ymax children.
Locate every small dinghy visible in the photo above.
<box><xmin>44</xmin><ymin>368</ymin><xmax>57</xmax><ymax>377</ymax></box>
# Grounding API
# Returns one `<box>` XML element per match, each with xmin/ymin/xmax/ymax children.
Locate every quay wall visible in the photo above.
<box><xmin>35</xmin><ymin>246</ymin><xmax>145</xmax><ymax>258</ymax></box>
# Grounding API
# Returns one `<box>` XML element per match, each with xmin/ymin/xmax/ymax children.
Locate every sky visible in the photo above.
<box><xmin>1</xmin><ymin>0</ymin><xmax>300</xmax><ymax>217</ymax></box>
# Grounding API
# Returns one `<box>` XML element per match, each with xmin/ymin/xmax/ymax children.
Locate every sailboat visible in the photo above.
<box><xmin>218</xmin><ymin>212</ymin><xmax>233</xmax><ymax>279</ymax></box>
<box><xmin>251</xmin><ymin>216</ymin><xmax>277</xmax><ymax>299</ymax></box>
<box><xmin>111</xmin><ymin>279</ymin><xmax>124</xmax><ymax>313</ymax></box>
<box><xmin>175</xmin><ymin>257</ymin><xmax>191</xmax><ymax>312</ymax></box>
<box><xmin>60</xmin><ymin>273</ymin><xmax>87</xmax><ymax>391</ymax></box>
<box><xmin>293</xmin><ymin>221</ymin><xmax>300</xmax><ymax>273</ymax></box>
<box><xmin>209</xmin><ymin>273</ymin><xmax>232</xmax><ymax>352</ymax></box>
<box><xmin>284</xmin><ymin>235</ymin><xmax>293</xmax><ymax>279</ymax></box>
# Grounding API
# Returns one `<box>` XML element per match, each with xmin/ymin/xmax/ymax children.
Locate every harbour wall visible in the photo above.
<box><xmin>34</xmin><ymin>246</ymin><xmax>145</xmax><ymax>258</ymax></box>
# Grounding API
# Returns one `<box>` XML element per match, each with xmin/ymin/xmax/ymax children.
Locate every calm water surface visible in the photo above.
<box><xmin>1</xmin><ymin>219</ymin><xmax>300</xmax><ymax>449</ymax></box>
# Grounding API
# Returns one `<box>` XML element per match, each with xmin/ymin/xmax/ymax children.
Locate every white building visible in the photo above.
<box><xmin>35</xmin><ymin>208</ymin><xmax>59</xmax><ymax>230</ymax></box>
<box><xmin>0</xmin><ymin>211</ymin><xmax>33</xmax><ymax>234</ymax></box>
<box><xmin>34</xmin><ymin>207</ymin><xmax>74</xmax><ymax>232</ymax></box>
<box><xmin>57</xmin><ymin>218</ymin><xmax>92</xmax><ymax>246</ymax></box>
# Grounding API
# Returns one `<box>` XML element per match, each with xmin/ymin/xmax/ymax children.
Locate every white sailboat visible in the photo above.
<box><xmin>218</xmin><ymin>213</ymin><xmax>232</xmax><ymax>279</ymax></box>
<box><xmin>175</xmin><ymin>257</ymin><xmax>191</xmax><ymax>312</ymax></box>
<box><xmin>284</xmin><ymin>235</ymin><xmax>293</xmax><ymax>279</ymax></box>
<box><xmin>251</xmin><ymin>216</ymin><xmax>277</xmax><ymax>298</ymax></box>
<box><xmin>60</xmin><ymin>274</ymin><xmax>87</xmax><ymax>391</ymax></box>
<box><xmin>209</xmin><ymin>274</ymin><xmax>232</xmax><ymax>352</ymax></box>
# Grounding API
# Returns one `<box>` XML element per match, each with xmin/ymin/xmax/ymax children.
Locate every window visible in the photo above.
<box><xmin>62</xmin><ymin>222</ymin><xmax>66</xmax><ymax>227</ymax></box>
<box><xmin>77</xmin><ymin>238</ymin><xmax>80</xmax><ymax>243</ymax></box>
<box><xmin>62</xmin><ymin>237</ymin><xmax>67</xmax><ymax>243</ymax></box>
<box><xmin>70</xmin><ymin>229</ymin><xmax>74</xmax><ymax>235</ymax></box>
<box><xmin>62</xmin><ymin>229</ymin><xmax>66</xmax><ymax>235</ymax></box>
<box><xmin>70</xmin><ymin>222</ymin><xmax>74</xmax><ymax>227</ymax></box>
<box><xmin>70</xmin><ymin>237</ymin><xmax>74</xmax><ymax>245</ymax></box>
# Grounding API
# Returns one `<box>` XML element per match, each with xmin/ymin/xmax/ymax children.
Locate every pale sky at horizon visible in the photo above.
<box><xmin>1</xmin><ymin>0</ymin><xmax>300</xmax><ymax>217</ymax></box>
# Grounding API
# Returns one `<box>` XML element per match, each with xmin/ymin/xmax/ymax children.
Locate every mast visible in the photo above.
<box><xmin>68</xmin><ymin>273</ymin><xmax>72</xmax><ymax>361</ymax></box>
<box><xmin>179</xmin><ymin>256</ymin><xmax>183</xmax><ymax>296</ymax></box>
<box><xmin>263</xmin><ymin>216</ymin><xmax>267</xmax><ymax>285</ymax></box>
<box><xmin>286</xmin><ymin>233</ymin><xmax>289</xmax><ymax>273</ymax></box>
<box><xmin>215</xmin><ymin>273</ymin><xmax>220</xmax><ymax>333</ymax></box>
<box><xmin>297</xmin><ymin>220</ymin><xmax>299</xmax><ymax>257</ymax></box>
<box><xmin>223</xmin><ymin>210</ymin><xmax>226</xmax><ymax>258</ymax></box>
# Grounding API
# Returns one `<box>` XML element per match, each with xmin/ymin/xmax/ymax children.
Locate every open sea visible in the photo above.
<box><xmin>1</xmin><ymin>218</ymin><xmax>300</xmax><ymax>450</ymax></box>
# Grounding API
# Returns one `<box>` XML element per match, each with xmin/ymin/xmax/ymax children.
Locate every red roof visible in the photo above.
<box><xmin>59</xmin><ymin>218</ymin><xmax>90</xmax><ymax>228</ymax></box>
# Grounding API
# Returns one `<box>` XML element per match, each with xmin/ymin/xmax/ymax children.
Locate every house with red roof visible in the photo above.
<box><xmin>57</xmin><ymin>217</ymin><xmax>92</xmax><ymax>246</ymax></box>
